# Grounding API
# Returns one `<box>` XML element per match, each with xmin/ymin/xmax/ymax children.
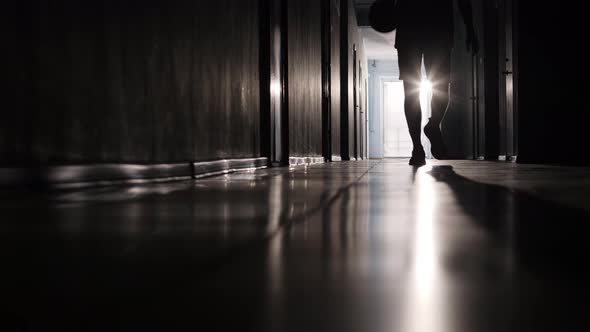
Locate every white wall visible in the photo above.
<box><xmin>383</xmin><ymin>81</ymin><xmax>412</xmax><ymax>157</ymax></box>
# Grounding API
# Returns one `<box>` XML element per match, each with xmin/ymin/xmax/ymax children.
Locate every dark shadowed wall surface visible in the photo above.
<box><xmin>443</xmin><ymin>0</ymin><xmax>479</xmax><ymax>159</ymax></box>
<box><xmin>3</xmin><ymin>0</ymin><xmax>261</xmax><ymax>165</ymax></box>
<box><xmin>483</xmin><ymin>0</ymin><xmax>500</xmax><ymax>160</ymax></box>
<box><xmin>287</xmin><ymin>0</ymin><xmax>323</xmax><ymax>158</ymax></box>
<box><xmin>516</xmin><ymin>1</ymin><xmax>589</xmax><ymax>165</ymax></box>
<box><xmin>3</xmin><ymin>2</ymin><xmax>37</xmax><ymax>165</ymax></box>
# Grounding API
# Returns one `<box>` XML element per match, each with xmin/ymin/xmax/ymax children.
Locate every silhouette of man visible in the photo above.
<box><xmin>395</xmin><ymin>0</ymin><xmax>479</xmax><ymax>165</ymax></box>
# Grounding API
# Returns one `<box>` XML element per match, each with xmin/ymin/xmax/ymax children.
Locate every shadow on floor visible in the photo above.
<box><xmin>428</xmin><ymin>165</ymin><xmax>590</xmax><ymax>280</ymax></box>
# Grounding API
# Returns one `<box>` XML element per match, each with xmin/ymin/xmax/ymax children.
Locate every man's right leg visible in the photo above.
<box><xmin>424</xmin><ymin>82</ymin><xmax>450</xmax><ymax>159</ymax></box>
<box><xmin>424</xmin><ymin>46</ymin><xmax>452</xmax><ymax>159</ymax></box>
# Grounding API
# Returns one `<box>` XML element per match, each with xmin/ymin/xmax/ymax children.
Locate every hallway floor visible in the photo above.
<box><xmin>2</xmin><ymin>160</ymin><xmax>590</xmax><ymax>331</ymax></box>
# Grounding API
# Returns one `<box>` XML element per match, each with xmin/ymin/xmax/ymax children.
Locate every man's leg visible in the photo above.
<box><xmin>397</xmin><ymin>47</ymin><xmax>425</xmax><ymax>165</ymax></box>
<box><xmin>429</xmin><ymin>80</ymin><xmax>450</xmax><ymax>126</ymax></box>
<box><xmin>403</xmin><ymin>80</ymin><xmax>423</xmax><ymax>152</ymax></box>
<box><xmin>424</xmin><ymin>47</ymin><xmax>452</xmax><ymax>159</ymax></box>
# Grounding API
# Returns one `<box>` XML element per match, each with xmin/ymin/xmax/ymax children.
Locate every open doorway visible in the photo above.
<box><xmin>382</xmin><ymin>79</ymin><xmax>433</xmax><ymax>158</ymax></box>
<box><xmin>383</xmin><ymin>81</ymin><xmax>410</xmax><ymax>157</ymax></box>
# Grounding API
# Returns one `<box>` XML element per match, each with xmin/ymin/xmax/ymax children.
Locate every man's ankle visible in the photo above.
<box><xmin>427</xmin><ymin>119</ymin><xmax>441</xmax><ymax>128</ymax></box>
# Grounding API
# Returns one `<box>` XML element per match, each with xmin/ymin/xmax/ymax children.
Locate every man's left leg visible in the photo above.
<box><xmin>397</xmin><ymin>46</ymin><xmax>426</xmax><ymax>166</ymax></box>
<box><xmin>424</xmin><ymin>47</ymin><xmax>452</xmax><ymax>159</ymax></box>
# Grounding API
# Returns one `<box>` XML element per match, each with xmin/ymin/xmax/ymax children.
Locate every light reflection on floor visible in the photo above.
<box><xmin>2</xmin><ymin>160</ymin><xmax>590</xmax><ymax>331</ymax></box>
<box><xmin>402</xmin><ymin>165</ymin><xmax>447</xmax><ymax>332</ymax></box>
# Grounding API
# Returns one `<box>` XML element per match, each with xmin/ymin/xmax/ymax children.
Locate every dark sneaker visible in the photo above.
<box><xmin>409</xmin><ymin>148</ymin><xmax>426</xmax><ymax>166</ymax></box>
<box><xmin>424</xmin><ymin>121</ymin><xmax>448</xmax><ymax>160</ymax></box>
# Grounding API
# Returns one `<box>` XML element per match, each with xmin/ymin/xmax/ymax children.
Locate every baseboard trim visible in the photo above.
<box><xmin>289</xmin><ymin>156</ymin><xmax>325</xmax><ymax>166</ymax></box>
<box><xmin>498</xmin><ymin>155</ymin><xmax>518</xmax><ymax>162</ymax></box>
<box><xmin>0</xmin><ymin>157</ymin><xmax>269</xmax><ymax>189</ymax></box>
<box><xmin>192</xmin><ymin>158</ymin><xmax>269</xmax><ymax>179</ymax></box>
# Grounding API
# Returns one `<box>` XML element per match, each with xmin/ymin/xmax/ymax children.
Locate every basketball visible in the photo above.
<box><xmin>369</xmin><ymin>0</ymin><xmax>398</xmax><ymax>33</ymax></box>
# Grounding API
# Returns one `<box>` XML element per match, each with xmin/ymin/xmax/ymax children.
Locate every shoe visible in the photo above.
<box><xmin>409</xmin><ymin>148</ymin><xmax>426</xmax><ymax>166</ymax></box>
<box><xmin>424</xmin><ymin>121</ymin><xmax>448</xmax><ymax>160</ymax></box>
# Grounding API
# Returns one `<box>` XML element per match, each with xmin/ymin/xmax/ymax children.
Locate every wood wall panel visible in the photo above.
<box><xmin>287</xmin><ymin>0</ymin><xmax>323</xmax><ymax>157</ymax></box>
<box><xmin>2</xmin><ymin>0</ymin><xmax>261</xmax><ymax>165</ymax></box>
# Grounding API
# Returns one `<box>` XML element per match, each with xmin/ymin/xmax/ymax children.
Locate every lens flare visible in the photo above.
<box><xmin>271</xmin><ymin>81</ymin><xmax>282</xmax><ymax>95</ymax></box>
<box><xmin>420</xmin><ymin>79</ymin><xmax>433</xmax><ymax>95</ymax></box>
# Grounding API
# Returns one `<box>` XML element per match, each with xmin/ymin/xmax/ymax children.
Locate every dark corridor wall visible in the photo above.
<box><xmin>3</xmin><ymin>0</ymin><xmax>369</xmax><ymax>171</ymax></box>
<box><xmin>516</xmin><ymin>2</ymin><xmax>589</xmax><ymax>165</ymax></box>
<box><xmin>287</xmin><ymin>0</ymin><xmax>323</xmax><ymax>158</ymax></box>
<box><xmin>442</xmin><ymin>0</ymin><xmax>485</xmax><ymax>159</ymax></box>
<box><xmin>342</xmin><ymin>0</ymin><xmax>367</xmax><ymax>160</ymax></box>
<box><xmin>3</xmin><ymin>0</ymin><xmax>261</xmax><ymax>165</ymax></box>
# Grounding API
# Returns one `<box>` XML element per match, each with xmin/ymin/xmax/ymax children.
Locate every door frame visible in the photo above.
<box><xmin>365</xmin><ymin>77</ymin><xmax>369</xmax><ymax>159</ymax></box>
<box><xmin>260</xmin><ymin>0</ymin><xmax>289</xmax><ymax>166</ymax></box>
<box><xmin>497</xmin><ymin>0</ymin><xmax>518</xmax><ymax>161</ymax></box>
<box><xmin>359</xmin><ymin>62</ymin><xmax>364</xmax><ymax>160</ymax></box>
<box><xmin>379</xmin><ymin>76</ymin><xmax>402</xmax><ymax>158</ymax></box>
<box><xmin>321</xmin><ymin>0</ymin><xmax>332</xmax><ymax>162</ymax></box>
<box><xmin>480</xmin><ymin>0</ymin><xmax>519</xmax><ymax>162</ymax></box>
<box><xmin>483</xmin><ymin>0</ymin><xmax>500</xmax><ymax>160</ymax></box>
<box><xmin>353</xmin><ymin>44</ymin><xmax>358</xmax><ymax>160</ymax></box>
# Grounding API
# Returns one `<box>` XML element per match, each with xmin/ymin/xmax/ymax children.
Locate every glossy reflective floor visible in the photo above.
<box><xmin>2</xmin><ymin>160</ymin><xmax>590</xmax><ymax>331</ymax></box>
